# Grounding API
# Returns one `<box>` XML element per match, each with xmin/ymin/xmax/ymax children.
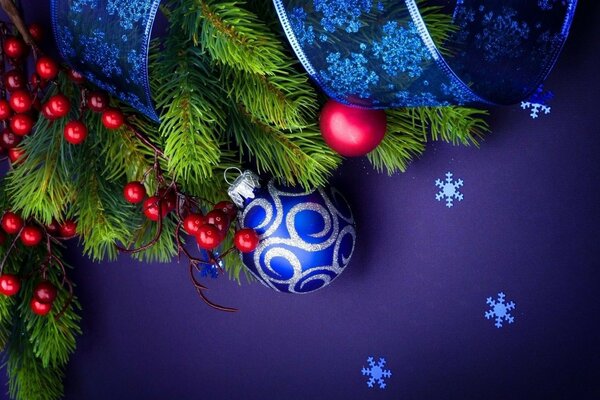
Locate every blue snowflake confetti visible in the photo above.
<box><xmin>435</xmin><ymin>172</ymin><xmax>464</xmax><ymax>208</ymax></box>
<box><xmin>361</xmin><ymin>357</ymin><xmax>391</xmax><ymax>389</ymax></box>
<box><xmin>520</xmin><ymin>84</ymin><xmax>554</xmax><ymax>119</ymax></box>
<box><xmin>485</xmin><ymin>292</ymin><xmax>516</xmax><ymax>328</ymax></box>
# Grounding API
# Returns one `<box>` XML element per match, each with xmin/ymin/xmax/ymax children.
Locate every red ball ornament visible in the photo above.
<box><xmin>196</xmin><ymin>224</ymin><xmax>222</xmax><ymax>250</ymax></box>
<box><xmin>0</xmin><ymin>99</ymin><xmax>13</xmax><ymax>120</ymax></box>
<box><xmin>143</xmin><ymin>196</ymin><xmax>168</xmax><ymax>221</ymax></box>
<box><xmin>3</xmin><ymin>70</ymin><xmax>25</xmax><ymax>92</ymax></box>
<box><xmin>87</xmin><ymin>92</ymin><xmax>109</xmax><ymax>112</ymax></box>
<box><xmin>214</xmin><ymin>201</ymin><xmax>237</xmax><ymax>220</ymax></box>
<box><xmin>30</xmin><ymin>298</ymin><xmax>52</xmax><ymax>316</ymax></box>
<box><xmin>59</xmin><ymin>220</ymin><xmax>77</xmax><ymax>238</ymax></box>
<box><xmin>35</xmin><ymin>57</ymin><xmax>59</xmax><ymax>81</ymax></box>
<box><xmin>10</xmin><ymin>114</ymin><xmax>34</xmax><ymax>136</ymax></box>
<box><xmin>63</xmin><ymin>120</ymin><xmax>87</xmax><ymax>145</ymax></box>
<box><xmin>234</xmin><ymin>228</ymin><xmax>260</xmax><ymax>253</ymax></box>
<box><xmin>0</xmin><ymin>129</ymin><xmax>22</xmax><ymax>149</ymax></box>
<box><xmin>9</xmin><ymin>90</ymin><xmax>32</xmax><ymax>113</ymax></box>
<box><xmin>0</xmin><ymin>274</ymin><xmax>21</xmax><ymax>296</ymax></box>
<box><xmin>183</xmin><ymin>213</ymin><xmax>205</xmax><ymax>236</ymax></box>
<box><xmin>28</xmin><ymin>23</ymin><xmax>44</xmax><ymax>42</ymax></box>
<box><xmin>33</xmin><ymin>281</ymin><xmax>57</xmax><ymax>304</ymax></box>
<box><xmin>123</xmin><ymin>181</ymin><xmax>146</xmax><ymax>204</ymax></box>
<box><xmin>8</xmin><ymin>147</ymin><xmax>26</xmax><ymax>163</ymax></box>
<box><xmin>205</xmin><ymin>209</ymin><xmax>229</xmax><ymax>233</ymax></box>
<box><xmin>1</xmin><ymin>212</ymin><xmax>23</xmax><ymax>234</ymax></box>
<box><xmin>3</xmin><ymin>37</ymin><xmax>27</xmax><ymax>59</ymax></box>
<box><xmin>101</xmin><ymin>108</ymin><xmax>124</xmax><ymax>130</ymax></box>
<box><xmin>46</xmin><ymin>94</ymin><xmax>71</xmax><ymax>118</ymax></box>
<box><xmin>319</xmin><ymin>100</ymin><xmax>387</xmax><ymax>157</ymax></box>
<box><xmin>20</xmin><ymin>225</ymin><xmax>43</xmax><ymax>246</ymax></box>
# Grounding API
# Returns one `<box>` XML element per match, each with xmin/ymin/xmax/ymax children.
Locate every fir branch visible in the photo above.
<box><xmin>367</xmin><ymin>109</ymin><xmax>427</xmax><ymax>175</ymax></box>
<box><xmin>182</xmin><ymin>0</ymin><xmax>289</xmax><ymax>75</ymax></box>
<box><xmin>151</xmin><ymin>35</ymin><xmax>224</xmax><ymax>184</ymax></box>
<box><xmin>409</xmin><ymin>106</ymin><xmax>489</xmax><ymax>146</ymax></box>
<box><xmin>228</xmin><ymin>104</ymin><xmax>341</xmax><ymax>189</ymax></box>
<box><xmin>6</xmin><ymin>116</ymin><xmax>75</xmax><ymax>224</ymax></box>
<box><xmin>227</xmin><ymin>65</ymin><xmax>317</xmax><ymax>129</ymax></box>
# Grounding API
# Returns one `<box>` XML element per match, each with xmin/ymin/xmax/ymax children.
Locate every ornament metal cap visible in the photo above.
<box><xmin>226</xmin><ymin>169</ymin><xmax>261</xmax><ymax>208</ymax></box>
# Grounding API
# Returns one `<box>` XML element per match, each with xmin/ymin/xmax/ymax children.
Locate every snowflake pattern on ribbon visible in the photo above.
<box><xmin>361</xmin><ymin>356</ymin><xmax>391</xmax><ymax>389</ymax></box>
<box><xmin>52</xmin><ymin>0</ymin><xmax>160</xmax><ymax>121</ymax></box>
<box><xmin>485</xmin><ymin>292</ymin><xmax>516</xmax><ymax>328</ymax></box>
<box><xmin>272</xmin><ymin>0</ymin><xmax>576</xmax><ymax>108</ymax></box>
<box><xmin>435</xmin><ymin>172</ymin><xmax>464</xmax><ymax>208</ymax></box>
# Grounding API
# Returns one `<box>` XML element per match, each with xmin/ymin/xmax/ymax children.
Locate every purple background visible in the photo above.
<box><xmin>2</xmin><ymin>2</ymin><xmax>600</xmax><ymax>399</ymax></box>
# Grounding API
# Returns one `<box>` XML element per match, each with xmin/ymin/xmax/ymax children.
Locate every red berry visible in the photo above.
<box><xmin>8</xmin><ymin>147</ymin><xmax>26</xmax><ymax>163</ymax></box>
<box><xmin>3</xmin><ymin>37</ymin><xmax>27</xmax><ymax>59</ymax></box>
<box><xmin>214</xmin><ymin>201</ymin><xmax>237</xmax><ymax>220</ymax></box>
<box><xmin>1</xmin><ymin>212</ymin><xmax>23</xmax><ymax>234</ymax></box>
<box><xmin>30</xmin><ymin>298</ymin><xmax>52</xmax><ymax>316</ymax></box>
<box><xmin>143</xmin><ymin>196</ymin><xmax>169</xmax><ymax>221</ymax></box>
<box><xmin>58</xmin><ymin>220</ymin><xmax>77</xmax><ymax>238</ymax></box>
<box><xmin>183</xmin><ymin>213</ymin><xmax>205</xmax><ymax>236</ymax></box>
<box><xmin>33</xmin><ymin>281</ymin><xmax>57</xmax><ymax>304</ymax></box>
<box><xmin>123</xmin><ymin>181</ymin><xmax>146</xmax><ymax>204</ymax></box>
<box><xmin>3</xmin><ymin>70</ymin><xmax>25</xmax><ymax>92</ymax></box>
<box><xmin>0</xmin><ymin>274</ymin><xmax>21</xmax><ymax>296</ymax></box>
<box><xmin>196</xmin><ymin>224</ymin><xmax>222</xmax><ymax>250</ymax></box>
<box><xmin>35</xmin><ymin>57</ymin><xmax>59</xmax><ymax>80</ymax></box>
<box><xmin>0</xmin><ymin>129</ymin><xmax>22</xmax><ymax>148</ymax></box>
<box><xmin>28</xmin><ymin>23</ymin><xmax>44</xmax><ymax>42</ymax></box>
<box><xmin>234</xmin><ymin>228</ymin><xmax>260</xmax><ymax>253</ymax></box>
<box><xmin>63</xmin><ymin>120</ymin><xmax>87</xmax><ymax>145</ymax></box>
<box><xmin>42</xmin><ymin>104</ymin><xmax>56</xmax><ymax>120</ymax></box>
<box><xmin>20</xmin><ymin>225</ymin><xmax>43</xmax><ymax>246</ymax></box>
<box><xmin>9</xmin><ymin>90</ymin><xmax>32</xmax><ymax>113</ymax></box>
<box><xmin>46</xmin><ymin>219</ymin><xmax>60</xmax><ymax>235</ymax></box>
<box><xmin>205</xmin><ymin>210</ymin><xmax>229</xmax><ymax>233</ymax></box>
<box><xmin>101</xmin><ymin>108</ymin><xmax>124</xmax><ymax>130</ymax></box>
<box><xmin>46</xmin><ymin>94</ymin><xmax>70</xmax><ymax>118</ymax></box>
<box><xmin>158</xmin><ymin>189</ymin><xmax>177</xmax><ymax>212</ymax></box>
<box><xmin>30</xmin><ymin>72</ymin><xmax>43</xmax><ymax>89</ymax></box>
<box><xmin>10</xmin><ymin>114</ymin><xmax>34</xmax><ymax>136</ymax></box>
<box><xmin>87</xmin><ymin>92</ymin><xmax>109</xmax><ymax>112</ymax></box>
<box><xmin>0</xmin><ymin>99</ymin><xmax>13</xmax><ymax>120</ymax></box>
<box><xmin>67</xmin><ymin>69</ymin><xmax>85</xmax><ymax>84</ymax></box>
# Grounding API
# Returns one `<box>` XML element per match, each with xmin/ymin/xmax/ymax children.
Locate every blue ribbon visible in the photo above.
<box><xmin>273</xmin><ymin>0</ymin><xmax>578</xmax><ymax>108</ymax></box>
<box><xmin>51</xmin><ymin>0</ymin><xmax>161</xmax><ymax>122</ymax></box>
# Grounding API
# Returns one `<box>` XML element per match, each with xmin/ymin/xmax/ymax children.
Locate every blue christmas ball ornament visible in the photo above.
<box><xmin>227</xmin><ymin>170</ymin><xmax>356</xmax><ymax>294</ymax></box>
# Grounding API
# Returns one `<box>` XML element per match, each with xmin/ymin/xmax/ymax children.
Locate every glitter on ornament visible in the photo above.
<box><xmin>484</xmin><ymin>292</ymin><xmax>516</xmax><ymax>328</ymax></box>
<box><xmin>435</xmin><ymin>172</ymin><xmax>464</xmax><ymax>208</ymax></box>
<box><xmin>361</xmin><ymin>356</ymin><xmax>391</xmax><ymax>389</ymax></box>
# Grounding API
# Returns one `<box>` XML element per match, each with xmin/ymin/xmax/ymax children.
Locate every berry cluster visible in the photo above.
<box><xmin>0</xmin><ymin>21</ymin><xmax>126</xmax><ymax>163</ymax></box>
<box><xmin>0</xmin><ymin>274</ymin><xmax>58</xmax><ymax>316</ymax></box>
<box><xmin>0</xmin><ymin>210</ymin><xmax>76</xmax><ymax>317</ymax></box>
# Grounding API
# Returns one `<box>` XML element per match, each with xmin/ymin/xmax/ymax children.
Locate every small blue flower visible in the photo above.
<box><xmin>313</xmin><ymin>0</ymin><xmax>372</xmax><ymax>33</ymax></box>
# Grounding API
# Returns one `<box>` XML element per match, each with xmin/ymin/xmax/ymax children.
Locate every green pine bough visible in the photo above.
<box><xmin>0</xmin><ymin>1</ymin><xmax>488</xmax><ymax>399</ymax></box>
